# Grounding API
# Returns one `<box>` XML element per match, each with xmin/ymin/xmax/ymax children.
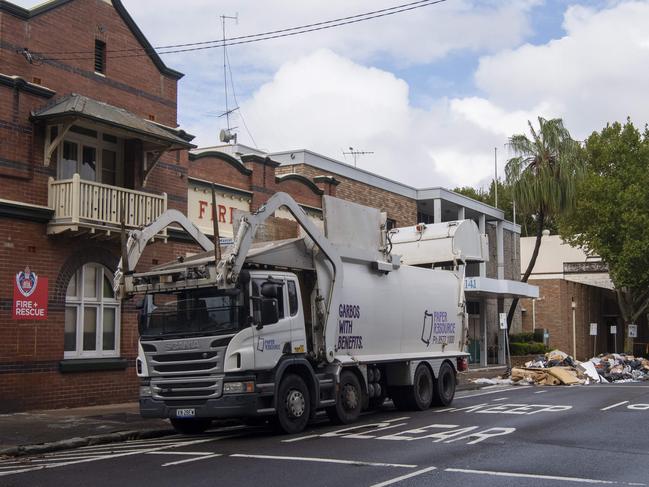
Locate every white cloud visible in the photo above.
<box><xmin>472</xmin><ymin>1</ymin><xmax>649</xmax><ymax>141</ymax></box>
<box><xmin>239</xmin><ymin>49</ymin><xmax>506</xmax><ymax>188</ymax></box>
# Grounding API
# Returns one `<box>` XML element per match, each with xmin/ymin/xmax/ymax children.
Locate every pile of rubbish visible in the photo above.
<box><xmin>474</xmin><ymin>350</ymin><xmax>649</xmax><ymax>386</ymax></box>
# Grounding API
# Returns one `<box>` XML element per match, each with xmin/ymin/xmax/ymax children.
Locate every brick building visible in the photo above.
<box><xmin>520</xmin><ymin>234</ymin><xmax>648</xmax><ymax>360</ymax></box>
<box><xmin>0</xmin><ymin>0</ymin><xmax>199</xmax><ymax>412</ymax></box>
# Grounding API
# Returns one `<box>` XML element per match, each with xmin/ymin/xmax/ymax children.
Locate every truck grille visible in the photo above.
<box><xmin>152</xmin><ymin>376</ymin><xmax>222</xmax><ymax>400</ymax></box>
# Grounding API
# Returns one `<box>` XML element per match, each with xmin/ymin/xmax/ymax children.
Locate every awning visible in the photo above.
<box><xmin>465</xmin><ymin>276</ymin><xmax>539</xmax><ymax>299</ymax></box>
<box><xmin>31</xmin><ymin>93</ymin><xmax>195</xmax><ymax>150</ymax></box>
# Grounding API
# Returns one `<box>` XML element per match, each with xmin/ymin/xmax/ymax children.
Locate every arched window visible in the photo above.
<box><xmin>64</xmin><ymin>263</ymin><xmax>120</xmax><ymax>358</ymax></box>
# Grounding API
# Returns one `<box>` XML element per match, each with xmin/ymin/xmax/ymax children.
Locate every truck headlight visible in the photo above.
<box><xmin>223</xmin><ymin>381</ymin><xmax>255</xmax><ymax>394</ymax></box>
<box><xmin>140</xmin><ymin>385</ymin><xmax>152</xmax><ymax>397</ymax></box>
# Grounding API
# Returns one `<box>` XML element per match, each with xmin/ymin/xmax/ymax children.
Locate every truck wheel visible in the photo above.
<box><xmin>327</xmin><ymin>370</ymin><xmax>363</xmax><ymax>424</ymax></box>
<box><xmin>432</xmin><ymin>361</ymin><xmax>456</xmax><ymax>407</ymax></box>
<box><xmin>170</xmin><ymin>418</ymin><xmax>212</xmax><ymax>435</ymax></box>
<box><xmin>276</xmin><ymin>373</ymin><xmax>311</xmax><ymax>434</ymax></box>
<box><xmin>411</xmin><ymin>364</ymin><xmax>433</xmax><ymax>410</ymax></box>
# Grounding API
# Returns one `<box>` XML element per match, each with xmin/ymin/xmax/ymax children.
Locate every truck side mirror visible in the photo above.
<box><xmin>260</xmin><ymin>298</ymin><xmax>279</xmax><ymax>327</ymax></box>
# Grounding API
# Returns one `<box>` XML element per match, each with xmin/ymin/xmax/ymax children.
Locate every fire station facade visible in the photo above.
<box><xmin>0</xmin><ymin>0</ymin><xmax>534</xmax><ymax>412</ymax></box>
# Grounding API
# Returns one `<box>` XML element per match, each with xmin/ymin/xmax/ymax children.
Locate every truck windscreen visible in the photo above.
<box><xmin>140</xmin><ymin>288</ymin><xmax>246</xmax><ymax>339</ymax></box>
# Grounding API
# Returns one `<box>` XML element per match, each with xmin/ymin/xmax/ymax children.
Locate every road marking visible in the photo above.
<box><xmin>282</xmin><ymin>417</ymin><xmax>411</xmax><ymax>443</ymax></box>
<box><xmin>370</xmin><ymin>466</ymin><xmax>437</xmax><ymax>487</ymax></box>
<box><xmin>534</xmin><ymin>390</ymin><xmax>547</xmax><ymax>394</ymax></box>
<box><xmin>445</xmin><ymin>467</ymin><xmax>616</xmax><ymax>484</ymax></box>
<box><xmin>161</xmin><ymin>453</ymin><xmax>222</xmax><ymax>467</ymax></box>
<box><xmin>0</xmin><ymin>435</ymin><xmax>242</xmax><ymax>477</ymax></box>
<box><xmin>282</xmin><ymin>434</ymin><xmax>319</xmax><ymax>443</ymax></box>
<box><xmin>601</xmin><ymin>401</ymin><xmax>629</xmax><ymax>411</ymax></box>
<box><xmin>456</xmin><ymin>386</ymin><xmax>531</xmax><ymax>399</ymax></box>
<box><xmin>492</xmin><ymin>397</ymin><xmax>508</xmax><ymax>401</ymax></box>
<box><xmin>146</xmin><ymin>451</ymin><xmax>215</xmax><ymax>456</ymax></box>
<box><xmin>230</xmin><ymin>454</ymin><xmax>416</xmax><ymax>468</ymax></box>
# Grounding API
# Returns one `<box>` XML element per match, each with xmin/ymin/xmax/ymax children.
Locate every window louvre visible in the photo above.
<box><xmin>94</xmin><ymin>40</ymin><xmax>106</xmax><ymax>74</ymax></box>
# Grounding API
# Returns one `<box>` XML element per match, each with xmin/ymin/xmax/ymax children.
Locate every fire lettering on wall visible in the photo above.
<box><xmin>188</xmin><ymin>184</ymin><xmax>251</xmax><ymax>237</ymax></box>
<box><xmin>198</xmin><ymin>201</ymin><xmax>235</xmax><ymax>224</ymax></box>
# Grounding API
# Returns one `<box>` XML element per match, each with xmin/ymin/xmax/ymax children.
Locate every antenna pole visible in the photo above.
<box><xmin>221</xmin><ymin>15</ymin><xmax>230</xmax><ymax>132</ymax></box>
<box><xmin>342</xmin><ymin>147</ymin><xmax>374</xmax><ymax>168</ymax></box>
<box><xmin>494</xmin><ymin>147</ymin><xmax>498</xmax><ymax>208</ymax></box>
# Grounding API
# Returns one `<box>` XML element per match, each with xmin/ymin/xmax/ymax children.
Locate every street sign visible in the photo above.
<box><xmin>628</xmin><ymin>324</ymin><xmax>638</xmax><ymax>338</ymax></box>
<box><xmin>499</xmin><ymin>313</ymin><xmax>507</xmax><ymax>330</ymax></box>
<box><xmin>590</xmin><ymin>323</ymin><xmax>598</xmax><ymax>336</ymax></box>
<box><xmin>610</xmin><ymin>325</ymin><xmax>617</xmax><ymax>335</ymax></box>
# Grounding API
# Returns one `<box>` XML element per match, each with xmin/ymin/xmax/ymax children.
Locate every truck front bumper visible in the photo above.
<box><xmin>140</xmin><ymin>393</ymin><xmax>264</xmax><ymax>419</ymax></box>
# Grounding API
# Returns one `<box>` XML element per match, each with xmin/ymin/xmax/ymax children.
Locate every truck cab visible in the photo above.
<box><xmin>136</xmin><ymin>270</ymin><xmax>314</xmax><ymax>433</ymax></box>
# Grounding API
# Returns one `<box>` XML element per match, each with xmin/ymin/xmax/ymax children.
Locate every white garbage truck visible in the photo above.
<box><xmin>114</xmin><ymin>192</ymin><xmax>487</xmax><ymax>434</ymax></box>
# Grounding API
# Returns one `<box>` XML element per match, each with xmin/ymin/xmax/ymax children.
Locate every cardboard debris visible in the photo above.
<box><xmin>474</xmin><ymin>349</ymin><xmax>649</xmax><ymax>387</ymax></box>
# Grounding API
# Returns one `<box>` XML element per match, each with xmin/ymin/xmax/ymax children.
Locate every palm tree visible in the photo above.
<box><xmin>504</xmin><ymin>117</ymin><xmax>583</xmax><ymax>331</ymax></box>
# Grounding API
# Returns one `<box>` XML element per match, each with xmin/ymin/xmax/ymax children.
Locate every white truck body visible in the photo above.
<box><xmin>116</xmin><ymin>192</ymin><xmax>486</xmax><ymax>434</ymax></box>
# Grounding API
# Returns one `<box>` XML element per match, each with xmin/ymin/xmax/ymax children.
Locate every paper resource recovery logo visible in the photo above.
<box><xmin>16</xmin><ymin>266</ymin><xmax>38</xmax><ymax>297</ymax></box>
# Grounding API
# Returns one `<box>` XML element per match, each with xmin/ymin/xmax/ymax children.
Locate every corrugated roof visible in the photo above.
<box><xmin>31</xmin><ymin>94</ymin><xmax>194</xmax><ymax>148</ymax></box>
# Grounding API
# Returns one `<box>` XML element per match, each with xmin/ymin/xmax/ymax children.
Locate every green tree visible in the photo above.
<box><xmin>560</xmin><ymin>120</ymin><xmax>649</xmax><ymax>343</ymax></box>
<box><xmin>504</xmin><ymin>117</ymin><xmax>583</xmax><ymax>330</ymax></box>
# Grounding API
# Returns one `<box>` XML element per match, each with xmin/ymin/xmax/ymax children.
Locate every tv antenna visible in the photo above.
<box><xmin>342</xmin><ymin>147</ymin><xmax>374</xmax><ymax>167</ymax></box>
<box><xmin>219</xmin><ymin>13</ymin><xmax>239</xmax><ymax>143</ymax></box>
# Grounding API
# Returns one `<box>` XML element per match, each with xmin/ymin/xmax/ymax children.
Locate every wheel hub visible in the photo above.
<box><xmin>286</xmin><ymin>389</ymin><xmax>306</xmax><ymax>418</ymax></box>
<box><xmin>342</xmin><ymin>384</ymin><xmax>359</xmax><ymax>411</ymax></box>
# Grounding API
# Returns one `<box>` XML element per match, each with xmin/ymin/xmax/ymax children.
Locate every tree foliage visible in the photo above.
<box><xmin>504</xmin><ymin>117</ymin><xmax>583</xmax><ymax>330</ymax></box>
<box><xmin>559</xmin><ymin>120</ymin><xmax>649</xmax><ymax>323</ymax></box>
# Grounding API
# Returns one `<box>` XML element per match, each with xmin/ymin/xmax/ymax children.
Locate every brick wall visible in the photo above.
<box><xmin>276</xmin><ymin>164</ymin><xmax>417</xmax><ymax>227</ymax></box>
<box><xmin>520</xmin><ymin>279</ymin><xmax>620</xmax><ymax>360</ymax></box>
<box><xmin>0</xmin><ymin>217</ymin><xmax>200</xmax><ymax>411</ymax></box>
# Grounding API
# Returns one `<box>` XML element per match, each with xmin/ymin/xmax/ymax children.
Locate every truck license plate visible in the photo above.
<box><xmin>175</xmin><ymin>408</ymin><xmax>195</xmax><ymax>418</ymax></box>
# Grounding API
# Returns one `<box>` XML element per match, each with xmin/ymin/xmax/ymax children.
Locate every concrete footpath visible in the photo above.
<box><xmin>0</xmin><ymin>366</ymin><xmax>506</xmax><ymax>458</ymax></box>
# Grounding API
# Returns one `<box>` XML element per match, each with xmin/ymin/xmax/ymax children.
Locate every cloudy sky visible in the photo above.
<box><xmin>15</xmin><ymin>0</ymin><xmax>648</xmax><ymax>189</ymax></box>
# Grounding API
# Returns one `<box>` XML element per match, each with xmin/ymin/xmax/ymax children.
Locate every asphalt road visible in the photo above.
<box><xmin>2</xmin><ymin>383</ymin><xmax>648</xmax><ymax>487</ymax></box>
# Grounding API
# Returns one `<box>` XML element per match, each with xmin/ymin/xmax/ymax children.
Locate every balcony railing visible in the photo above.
<box><xmin>48</xmin><ymin>174</ymin><xmax>167</xmax><ymax>236</ymax></box>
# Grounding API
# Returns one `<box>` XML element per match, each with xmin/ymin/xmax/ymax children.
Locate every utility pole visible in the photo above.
<box><xmin>494</xmin><ymin>147</ymin><xmax>498</xmax><ymax>208</ymax></box>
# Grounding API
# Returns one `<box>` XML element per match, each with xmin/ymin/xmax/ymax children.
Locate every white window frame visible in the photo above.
<box><xmin>64</xmin><ymin>263</ymin><xmax>121</xmax><ymax>359</ymax></box>
<box><xmin>55</xmin><ymin>123</ymin><xmax>124</xmax><ymax>186</ymax></box>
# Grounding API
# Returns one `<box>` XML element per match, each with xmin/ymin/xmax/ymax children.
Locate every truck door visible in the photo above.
<box><xmin>251</xmin><ymin>276</ymin><xmax>292</xmax><ymax>370</ymax></box>
<box><xmin>286</xmin><ymin>278</ymin><xmax>306</xmax><ymax>354</ymax></box>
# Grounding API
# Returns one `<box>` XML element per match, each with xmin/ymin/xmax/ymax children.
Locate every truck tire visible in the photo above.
<box><xmin>275</xmin><ymin>373</ymin><xmax>311</xmax><ymax>434</ymax></box>
<box><xmin>170</xmin><ymin>418</ymin><xmax>212</xmax><ymax>435</ymax></box>
<box><xmin>411</xmin><ymin>364</ymin><xmax>433</xmax><ymax>410</ymax></box>
<box><xmin>327</xmin><ymin>370</ymin><xmax>363</xmax><ymax>424</ymax></box>
<box><xmin>432</xmin><ymin>361</ymin><xmax>456</xmax><ymax>407</ymax></box>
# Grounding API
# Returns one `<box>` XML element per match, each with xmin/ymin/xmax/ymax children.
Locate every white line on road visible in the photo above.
<box><xmin>456</xmin><ymin>386</ymin><xmax>531</xmax><ymax>399</ymax></box>
<box><xmin>161</xmin><ymin>453</ymin><xmax>222</xmax><ymax>467</ymax></box>
<box><xmin>534</xmin><ymin>390</ymin><xmax>547</xmax><ymax>394</ymax></box>
<box><xmin>230</xmin><ymin>454</ymin><xmax>416</xmax><ymax>469</ymax></box>
<box><xmin>146</xmin><ymin>451</ymin><xmax>215</xmax><ymax>456</ymax></box>
<box><xmin>369</xmin><ymin>466</ymin><xmax>437</xmax><ymax>487</ymax></box>
<box><xmin>444</xmin><ymin>468</ymin><xmax>616</xmax><ymax>484</ymax></box>
<box><xmin>281</xmin><ymin>434</ymin><xmax>319</xmax><ymax>443</ymax></box>
<box><xmin>601</xmin><ymin>401</ymin><xmax>629</xmax><ymax>411</ymax></box>
<box><xmin>492</xmin><ymin>397</ymin><xmax>508</xmax><ymax>401</ymax></box>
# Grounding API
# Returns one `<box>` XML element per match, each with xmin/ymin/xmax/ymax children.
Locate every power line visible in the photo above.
<box><xmin>37</xmin><ymin>0</ymin><xmax>447</xmax><ymax>61</ymax></box>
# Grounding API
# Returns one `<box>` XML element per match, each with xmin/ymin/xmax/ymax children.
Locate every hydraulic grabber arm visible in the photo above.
<box><xmin>113</xmin><ymin>209</ymin><xmax>215</xmax><ymax>298</ymax></box>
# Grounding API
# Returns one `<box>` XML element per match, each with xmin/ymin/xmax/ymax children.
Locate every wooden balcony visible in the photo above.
<box><xmin>47</xmin><ymin>174</ymin><xmax>167</xmax><ymax>238</ymax></box>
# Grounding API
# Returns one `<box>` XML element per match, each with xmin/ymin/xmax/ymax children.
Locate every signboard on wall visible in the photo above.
<box><xmin>589</xmin><ymin>323</ymin><xmax>598</xmax><ymax>336</ymax></box>
<box><xmin>12</xmin><ymin>267</ymin><xmax>48</xmax><ymax>320</ymax></box>
<box><xmin>628</xmin><ymin>324</ymin><xmax>638</xmax><ymax>338</ymax></box>
<box><xmin>188</xmin><ymin>182</ymin><xmax>251</xmax><ymax>238</ymax></box>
